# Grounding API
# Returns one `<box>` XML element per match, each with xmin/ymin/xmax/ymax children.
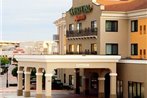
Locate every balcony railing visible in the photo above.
<box><xmin>66</xmin><ymin>28</ymin><xmax>97</xmax><ymax>38</ymax></box>
<box><xmin>66</xmin><ymin>51</ymin><xmax>97</xmax><ymax>55</ymax></box>
<box><xmin>53</xmin><ymin>34</ymin><xmax>59</xmax><ymax>41</ymax></box>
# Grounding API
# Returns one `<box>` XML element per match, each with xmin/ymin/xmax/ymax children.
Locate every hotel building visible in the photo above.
<box><xmin>15</xmin><ymin>0</ymin><xmax>147</xmax><ymax>98</ymax></box>
<box><xmin>54</xmin><ymin>0</ymin><xmax>147</xmax><ymax>98</ymax></box>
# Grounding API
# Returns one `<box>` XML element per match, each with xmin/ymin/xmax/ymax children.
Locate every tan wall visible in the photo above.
<box><xmin>100</xmin><ymin>18</ymin><xmax>129</xmax><ymax>58</ymax></box>
<box><xmin>72</xmin><ymin>0</ymin><xmax>92</xmax><ymax>7</ymax></box>
<box><xmin>59</xmin><ymin>24</ymin><xmax>66</xmax><ymax>55</ymax></box>
<box><xmin>59</xmin><ymin>69</ymin><xmax>75</xmax><ymax>85</ymax></box>
<box><xmin>66</xmin><ymin>39</ymin><xmax>97</xmax><ymax>52</ymax></box>
<box><xmin>117</xmin><ymin>63</ymin><xmax>147</xmax><ymax>98</ymax></box>
<box><xmin>66</xmin><ymin>0</ymin><xmax>102</xmax><ymax>53</ymax></box>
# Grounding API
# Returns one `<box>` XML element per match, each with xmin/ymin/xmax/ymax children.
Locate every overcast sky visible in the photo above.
<box><xmin>0</xmin><ymin>0</ymin><xmax>72</xmax><ymax>41</ymax></box>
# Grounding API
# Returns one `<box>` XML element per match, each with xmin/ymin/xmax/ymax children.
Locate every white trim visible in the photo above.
<box><xmin>101</xmin><ymin>9</ymin><xmax>147</xmax><ymax>19</ymax></box>
<box><xmin>98</xmin><ymin>77</ymin><xmax>105</xmax><ymax>81</ymax></box>
<box><xmin>119</xmin><ymin>60</ymin><xmax>147</xmax><ymax>64</ymax></box>
<box><xmin>45</xmin><ymin>74</ymin><xmax>53</xmax><ymax>77</ymax></box>
<box><xmin>101</xmin><ymin>11</ymin><xmax>127</xmax><ymax>17</ymax></box>
<box><xmin>92</xmin><ymin>0</ymin><xmax>100</xmax><ymax>5</ymax></box>
<box><xmin>36</xmin><ymin>73</ymin><xmax>43</xmax><ymax>76</ymax></box>
<box><xmin>24</xmin><ymin>72</ymin><xmax>31</xmax><ymax>74</ymax></box>
<box><xmin>15</xmin><ymin>55</ymin><xmax>121</xmax><ymax>63</ymax></box>
<box><xmin>17</xmin><ymin>71</ymin><xmax>23</xmax><ymax>74</ymax></box>
<box><xmin>109</xmin><ymin>73</ymin><xmax>117</xmax><ymax>76</ymax></box>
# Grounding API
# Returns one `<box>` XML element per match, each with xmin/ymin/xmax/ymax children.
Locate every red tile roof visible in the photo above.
<box><xmin>97</xmin><ymin>0</ymin><xmax>147</xmax><ymax>11</ymax></box>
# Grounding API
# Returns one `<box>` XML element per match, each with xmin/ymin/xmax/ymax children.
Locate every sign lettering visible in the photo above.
<box><xmin>74</xmin><ymin>14</ymin><xmax>86</xmax><ymax>21</ymax></box>
<box><xmin>69</xmin><ymin>5</ymin><xmax>93</xmax><ymax>16</ymax></box>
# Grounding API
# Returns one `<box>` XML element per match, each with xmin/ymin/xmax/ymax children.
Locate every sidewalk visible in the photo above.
<box><xmin>0</xmin><ymin>87</ymin><xmax>97</xmax><ymax>98</ymax></box>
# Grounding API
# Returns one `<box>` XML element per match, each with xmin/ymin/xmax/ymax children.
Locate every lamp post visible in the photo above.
<box><xmin>5</xmin><ymin>64</ymin><xmax>10</xmax><ymax>88</ymax></box>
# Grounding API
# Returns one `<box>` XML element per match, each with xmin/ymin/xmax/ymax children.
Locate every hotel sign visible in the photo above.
<box><xmin>69</xmin><ymin>5</ymin><xmax>93</xmax><ymax>16</ymax></box>
<box><xmin>74</xmin><ymin>14</ymin><xmax>86</xmax><ymax>22</ymax></box>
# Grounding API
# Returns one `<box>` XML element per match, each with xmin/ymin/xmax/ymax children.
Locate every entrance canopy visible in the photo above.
<box><xmin>15</xmin><ymin>55</ymin><xmax>121</xmax><ymax>98</ymax></box>
<box><xmin>15</xmin><ymin>55</ymin><xmax>121</xmax><ymax>72</ymax></box>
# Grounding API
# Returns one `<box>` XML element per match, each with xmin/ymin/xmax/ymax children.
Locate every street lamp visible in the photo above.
<box><xmin>5</xmin><ymin>64</ymin><xmax>10</xmax><ymax>88</ymax></box>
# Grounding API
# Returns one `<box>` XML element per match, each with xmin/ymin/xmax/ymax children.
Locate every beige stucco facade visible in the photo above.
<box><xmin>66</xmin><ymin>0</ymin><xmax>101</xmax><ymax>54</ymax></box>
<box><xmin>100</xmin><ymin>13</ymin><xmax>129</xmax><ymax>57</ymax></box>
<box><xmin>15</xmin><ymin>0</ymin><xmax>147</xmax><ymax>98</ymax></box>
<box><xmin>117</xmin><ymin>60</ymin><xmax>147</xmax><ymax>98</ymax></box>
<box><xmin>16</xmin><ymin>55</ymin><xmax>121</xmax><ymax>98</ymax></box>
<box><xmin>54</xmin><ymin>14</ymin><xmax>66</xmax><ymax>55</ymax></box>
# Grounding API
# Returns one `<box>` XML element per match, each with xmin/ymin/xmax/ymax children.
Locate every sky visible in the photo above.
<box><xmin>0</xmin><ymin>0</ymin><xmax>72</xmax><ymax>41</ymax></box>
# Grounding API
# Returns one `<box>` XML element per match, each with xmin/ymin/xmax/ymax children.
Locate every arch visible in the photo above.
<box><xmin>18</xmin><ymin>66</ymin><xmax>24</xmax><ymax>71</ymax></box>
<box><xmin>37</xmin><ymin>68</ymin><xmax>45</xmax><ymax>73</ymax></box>
<box><xmin>25</xmin><ymin>67</ymin><xmax>32</xmax><ymax>72</ymax></box>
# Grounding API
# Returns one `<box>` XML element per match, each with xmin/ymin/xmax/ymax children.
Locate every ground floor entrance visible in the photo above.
<box><xmin>15</xmin><ymin>55</ymin><xmax>121</xmax><ymax>98</ymax></box>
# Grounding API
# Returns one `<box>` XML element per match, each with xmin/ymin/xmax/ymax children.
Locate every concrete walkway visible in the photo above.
<box><xmin>0</xmin><ymin>87</ymin><xmax>98</xmax><ymax>98</ymax></box>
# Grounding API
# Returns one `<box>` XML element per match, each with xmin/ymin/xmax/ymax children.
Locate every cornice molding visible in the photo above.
<box><xmin>119</xmin><ymin>60</ymin><xmax>147</xmax><ymax>64</ymax></box>
<box><xmin>15</xmin><ymin>55</ymin><xmax>121</xmax><ymax>63</ymax></box>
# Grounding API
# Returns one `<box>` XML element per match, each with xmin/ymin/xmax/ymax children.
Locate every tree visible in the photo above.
<box><xmin>0</xmin><ymin>56</ymin><xmax>10</xmax><ymax>75</ymax></box>
<box><xmin>12</xmin><ymin>66</ymin><xmax>18</xmax><ymax>77</ymax></box>
<box><xmin>0</xmin><ymin>56</ymin><xmax>10</xmax><ymax>66</ymax></box>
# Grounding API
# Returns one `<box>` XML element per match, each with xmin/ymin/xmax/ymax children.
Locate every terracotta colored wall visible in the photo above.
<box><xmin>130</xmin><ymin>18</ymin><xmax>147</xmax><ymax>59</ymax></box>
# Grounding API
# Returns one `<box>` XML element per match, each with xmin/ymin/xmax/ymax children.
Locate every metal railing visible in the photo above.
<box><xmin>66</xmin><ymin>51</ymin><xmax>97</xmax><ymax>55</ymax></box>
<box><xmin>66</xmin><ymin>28</ymin><xmax>97</xmax><ymax>38</ymax></box>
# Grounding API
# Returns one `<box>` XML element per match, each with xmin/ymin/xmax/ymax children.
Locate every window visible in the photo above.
<box><xmin>69</xmin><ymin>44</ymin><xmax>74</xmax><ymax>52</ymax></box>
<box><xmin>79</xmin><ymin>76</ymin><xmax>82</xmax><ymax>87</ymax></box>
<box><xmin>144</xmin><ymin>25</ymin><xmax>146</xmax><ymax>34</ymax></box>
<box><xmin>69</xmin><ymin>24</ymin><xmax>74</xmax><ymax>31</ymax></box>
<box><xmin>140</xmin><ymin>49</ymin><xmax>142</xmax><ymax>58</ymax></box>
<box><xmin>69</xmin><ymin>75</ymin><xmax>72</xmax><ymax>85</ymax></box>
<box><xmin>106</xmin><ymin>20</ymin><xmax>118</xmax><ymax>32</ymax></box>
<box><xmin>76</xmin><ymin>44</ymin><xmax>82</xmax><ymax>53</ymax></box>
<box><xmin>140</xmin><ymin>25</ymin><xmax>142</xmax><ymax>34</ymax></box>
<box><xmin>117</xmin><ymin>80</ymin><xmax>123</xmax><ymax>98</ymax></box>
<box><xmin>106</xmin><ymin>44</ymin><xmax>118</xmax><ymax>55</ymax></box>
<box><xmin>64</xmin><ymin>74</ymin><xmax>66</xmax><ymax>83</ymax></box>
<box><xmin>128</xmin><ymin>81</ymin><xmax>144</xmax><ymax>98</ymax></box>
<box><xmin>143</xmin><ymin>49</ymin><xmax>146</xmax><ymax>58</ymax></box>
<box><xmin>91</xmin><ymin>20</ymin><xmax>97</xmax><ymax>32</ymax></box>
<box><xmin>131</xmin><ymin>44</ymin><xmax>138</xmax><ymax>55</ymax></box>
<box><xmin>131</xmin><ymin>20</ymin><xmax>138</xmax><ymax>32</ymax></box>
<box><xmin>77</xmin><ymin>23</ymin><xmax>82</xmax><ymax>33</ymax></box>
<box><xmin>91</xmin><ymin>43</ymin><xmax>97</xmax><ymax>54</ymax></box>
<box><xmin>91</xmin><ymin>73</ymin><xmax>98</xmax><ymax>89</ymax></box>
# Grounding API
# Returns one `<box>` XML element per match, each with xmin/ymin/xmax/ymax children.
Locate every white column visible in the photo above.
<box><xmin>24</xmin><ymin>72</ymin><xmax>31</xmax><ymax>97</ymax></box>
<box><xmin>36</xmin><ymin>73</ymin><xmax>43</xmax><ymax>98</ymax></box>
<box><xmin>17</xmin><ymin>71</ymin><xmax>23</xmax><ymax>96</ymax></box>
<box><xmin>45</xmin><ymin>73</ymin><xmax>52</xmax><ymax>98</ymax></box>
<box><xmin>110</xmin><ymin>73</ymin><xmax>117</xmax><ymax>98</ymax></box>
<box><xmin>98</xmin><ymin>77</ymin><xmax>105</xmax><ymax>98</ymax></box>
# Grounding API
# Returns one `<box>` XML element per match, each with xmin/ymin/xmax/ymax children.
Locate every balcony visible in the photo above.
<box><xmin>66</xmin><ymin>28</ymin><xmax>97</xmax><ymax>40</ymax></box>
<box><xmin>53</xmin><ymin>34</ymin><xmax>59</xmax><ymax>41</ymax></box>
<box><xmin>66</xmin><ymin>51</ymin><xmax>97</xmax><ymax>55</ymax></box>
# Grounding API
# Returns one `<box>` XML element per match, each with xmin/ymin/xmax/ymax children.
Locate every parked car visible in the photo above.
<box><xmin>52</xmin><ymin>80</ymin><xmax>63</xmax><ymax>90</ymax></box>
